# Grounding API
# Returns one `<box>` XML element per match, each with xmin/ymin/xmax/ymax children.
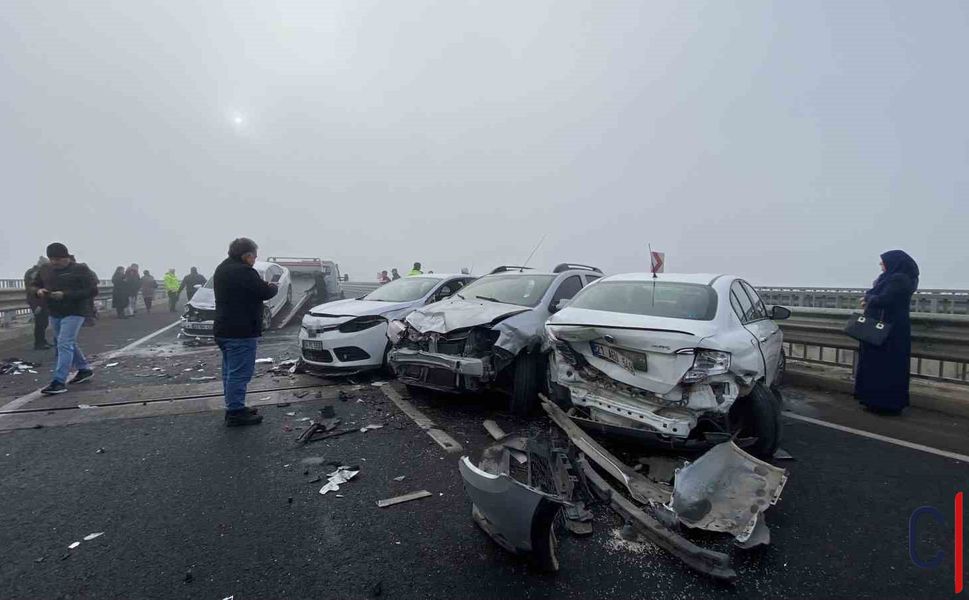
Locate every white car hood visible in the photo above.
<box><xmin>405</xmin><ymin>297</ymin><xmax>530</xmax><ymax>334</ymax></box>
<box><xmin>188</xmin><ymin>288</ymin><xmax>215</xmax><ymax>311</ymax></box>
<box><xmin>308</xmin><ymin>298</ymin><xmax>411</xmax><ymax>319</ymax></box>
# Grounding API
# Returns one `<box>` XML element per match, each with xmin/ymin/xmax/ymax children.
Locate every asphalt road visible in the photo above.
<box><xmin>0</xmin><ymin>316</ymin><xmax>967</xmax><ymax>599</ymax></box>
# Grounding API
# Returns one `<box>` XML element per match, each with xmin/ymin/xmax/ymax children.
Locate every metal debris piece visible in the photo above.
<box><xmin>670</xmin><ymin>441</ymin><xmax>788</xmax><ymax>543</ymax></box>
<box><xmin>459</xmin><ymin>456</ymin><xmax>564</xmax><ymax>571</ymax></box>
<box><xmin>480</xmin><ymin>421</ymin><xmax>527</xmax><ymax>465</ymax></box>
<box><xmin>319</xmin><ymin>466</ymin><xmax>359</xmax><ymax>495</ymax></box>
<box><xmin>540</xmin><ymin>398</ymin><xmax>669</xmax><ymax>506</ymax></box>
<box><xmin>578</xmin><ymin>456</ymin><xmax>736</xmax><ymax>581</ymax></box>
<box><xmin>376</xmin><ymin>490</ymin><xmax>432</xmax><ymax>508</ymax></box>
<box><xmin>637</xmin><ymin>455</ymin><xmax>683</xmax><ymax>484</ymax></box>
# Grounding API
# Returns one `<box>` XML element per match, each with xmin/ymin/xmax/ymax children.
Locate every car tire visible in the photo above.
<box><xmin>510</xmin><ymin>352</ymin><xmax>540</xmax><ymax>417</ymax></box>
<box><xmin>729</xmin><ymin>382</ymin><xmax>781</xmax><ymax>460</ymax></box>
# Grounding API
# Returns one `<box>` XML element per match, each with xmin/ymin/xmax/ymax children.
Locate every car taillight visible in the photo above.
<box><xmin>681</xmin><ymin>350</ymin><xmax>731</xmax><ymax>384</ymax></box>
<box><xmin>338</xmin><ymin>316</ymin><xmax>384</xmax><ymax>334</ymax></box>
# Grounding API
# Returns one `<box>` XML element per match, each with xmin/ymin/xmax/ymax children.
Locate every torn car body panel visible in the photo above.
<box><xmin>670</xmin><ymin>441</ymin><xmax>788</xmax><ymax>542</ymax></box>
<box><xmin>459</xmin><ymin>456</ymin><xmax>564</xmax><ymax>571</ymax></box>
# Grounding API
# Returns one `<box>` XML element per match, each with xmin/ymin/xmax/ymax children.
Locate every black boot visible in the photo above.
<box><xmin>224</xmin><ymin>409</ymin><xmax>263</xmax><ymax>427</ymax></box>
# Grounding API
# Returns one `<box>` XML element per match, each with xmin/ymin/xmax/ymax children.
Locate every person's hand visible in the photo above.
<box><xmin>50</xmin><ymin>291</ymin><xmax>65</xmax><ymax>300</ymax></box>
<box><xmin>37</xmin><ymin>288</ymin><xmax>48</xmax><ymax>298</ymax></box>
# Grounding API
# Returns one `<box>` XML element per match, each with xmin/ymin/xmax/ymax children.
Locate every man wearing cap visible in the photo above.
<box><xmin>28</xmin><ymin>243</ymin><xmax>99</xmax><ymax>395</ymax></box>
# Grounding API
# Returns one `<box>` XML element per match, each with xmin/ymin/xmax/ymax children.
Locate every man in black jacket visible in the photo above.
<box><xmin>214</xmin><ymin>238</ymin><xmax>277</xmax><ymax>426</ymax></box>
<box><xmin>179</xmin><ymin>267</ymin><xmax>207</xmax><ymax>301</ymax></box>
<box><xmin>29</xmin><ymin>243</ymin><xmax>99</xmax><ymax>395</ymax></box>
<box><xmin>24</xmin><ymin>256</ymin><xmax>52</xmax><ymax>350</ymax></box>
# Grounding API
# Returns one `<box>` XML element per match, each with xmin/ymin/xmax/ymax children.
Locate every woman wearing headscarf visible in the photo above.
<box><xmin>140</xmin><ymin>270</ymin><xmax>158</xmax><ymax>313</ymax></box>
<box><xmin>854</xmin><ymin>250</ymin><xmax>920</xmax><ymax>415</ymax></box>
<box><xmin>111</xmin><ymin>267</ymin><xmax>129</xmax><ymax>318</ymax></box>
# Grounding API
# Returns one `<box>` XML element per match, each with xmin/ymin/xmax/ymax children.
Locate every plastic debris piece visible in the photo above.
<box><xmin>360</xmin><ymin>424</ymin><xmax>384</xmax><ymax>433</ymax></box>
<box><xmin>95</xmin><ymin>447</ymin><xmax>105</xmax><ymax>454</ymax></box>
<box><xmin>255</xmin><ymin>358</ymin><xmax>274</xmax><ymax>364</ymax></box>
<box><xmin>183</xmin><ymin>368</ymin><xmax>194</xmax><ymax>372</ymax></box>
<box><xmin>83</xmin><ymin>532</ymin><xmax>104</xmax><ymax>541</ymax></box>
<box><xmin>376</xmin><ymin>490</ymin><xmax>432</xmax><ymax>508</ymax></box>
<box><xmin>393</xmin><ymin>475</ymin><xmax>406</xmax><ymax>482</ymax></box>
<box><xmin>105</xmin><ymin>363</ymin><xmax>119</xmax><ymax>368</ymax></box>
<box><xmin>319</xmin><ymin>466</ymin><xmax>360</xmax><ymax>495</ymax></box>
<box><xmin>68</xmin><ymin>541</ymin><xmax>80</xmax><ymax>549</ymax></box>
<box><xmin>286</xmin><ymin>412</ymin><xmax>296</xmax><ymax>416</ymax></box>
<box><xmin>152</xmin><ymin>367</ymin><xmax>163</xmax><ymax>372</ymax></box>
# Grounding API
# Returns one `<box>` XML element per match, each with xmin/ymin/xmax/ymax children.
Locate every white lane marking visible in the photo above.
<box><xmin>0</xmin><ymin>319</ymin><xmax>182</xmax><ymax>414</ymax></box>
<box><xmin>381</xmin><ymin>385</ymin><xmax>463</xmax><ymax>453</ymax></box>
<box><xmin>783</xmin><ymin>411</ymin><xmax>969</xmax><ymax>464</ymax></box>
<box><xmin>99</xmin><ymin>319</ymin><xmax>182</xmax><ymax>361</ymax></box>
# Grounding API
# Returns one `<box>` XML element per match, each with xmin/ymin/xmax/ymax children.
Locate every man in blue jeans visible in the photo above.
<box><xmin>29</xmin><ymin>243</ymin><xmax>99</xmax><ymax>395</ymax></box>
<box><xmin>213</xmin><ymin>238</ymin><xmax>277</xmax><ymax>426</ymax></box>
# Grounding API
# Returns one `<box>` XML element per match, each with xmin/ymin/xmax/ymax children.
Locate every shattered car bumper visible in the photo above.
<box><xmin>388</xmin><ymin>349</ymin><xmax>490</xmax><ymax>391</ymax></box>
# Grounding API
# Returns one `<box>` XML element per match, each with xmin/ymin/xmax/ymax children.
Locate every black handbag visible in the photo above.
<box><xmin>844</xmin><ymin>312</ymin><xmax>892</xmax><ymax>346</ymax></box>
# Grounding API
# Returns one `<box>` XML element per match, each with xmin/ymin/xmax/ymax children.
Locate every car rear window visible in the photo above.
<box><xmin>567</xmin><ymin>281</ymin><xmax>718</xmax><ymax>321</ymax></box>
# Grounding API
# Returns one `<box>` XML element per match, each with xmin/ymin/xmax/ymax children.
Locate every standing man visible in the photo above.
<box><xmin>124</xmin><ymin>263</ymin><xmax>141</xmax><ymax>315</ymax></box>
<box><xmin>308</xmin><ymin>270</ymin><xmax>328</xmax><ymax>304</ymax></box>
<box><xmin>164</xmin><ymin>269</ymin><xmax>180</xmax><ymax>312</ymax></box>
<box><xmin>214</xmin><ymin>238</ymin><xmax>277</xmax><ymax>426</ymax></box>
<box><xmin>407</xmin><ymin>262</ymin><xmax>423</xmax><ymax>276</ymax></box>
<box><xmin>24</xmin><ymin>256</ymin><xmax>51</xmax><ymax>350</ymax></box>
<box><xmin>391</xmin><ymin>268</ymin><xmax>401</xmax><ymax>280</ymax></box>
<box><xmin>179</xmin><ymin>267</ymin><xmax>207</xmax><ymax>301</ymax></box>
<box><xmin>29</xmin><ymin>243</ymin><xmax>98</xmax><ymax>395</ymax></box>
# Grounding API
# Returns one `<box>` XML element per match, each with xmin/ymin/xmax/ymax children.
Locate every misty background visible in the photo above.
<box><xmin>2</xmin><ymin>1</ymin><xmax>967</xmax><ymax>287</ymax></box>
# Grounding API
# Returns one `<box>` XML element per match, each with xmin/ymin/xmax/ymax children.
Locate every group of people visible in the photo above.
<box><xmin>376</xmin><ymin>262</ymin><xmax>424</xmax><ymax>283</ymax></box>
<box><xmin>109</xmin><ymin>265</ymin><xmax>207</xmax><ymax>317</ymax></box>
<box><xmin>26</xmin><ymin>239</ymin><xmax>922</xmax><ymax>429</ymax></box>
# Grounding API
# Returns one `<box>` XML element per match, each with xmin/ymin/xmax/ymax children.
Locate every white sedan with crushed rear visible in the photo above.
<box><xmin>545</xmin><ymin>273</ymin><xmax>790</xmax><ymax>459</ymax></box>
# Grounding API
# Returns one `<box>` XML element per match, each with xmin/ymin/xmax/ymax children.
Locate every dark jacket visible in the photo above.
<box><xmin>213</xmin><ymin>257</ymin><xmax>277</xmax><ymax>338</ymax></box>
<box><xmin>124</xmin><ymin>269</ymin><xmax>141</xmax><ymax>296</ymax></box>
<box><xmin>111</xmin><ymin>271</ymin><xmax>129</xmax><ymax>309</ymax></box>
<box><xmin>29</xmin><ymin>262</ymin><xmax>99</xmax><ymax>318</ymax></box>
<box><xmin>179</xmin><ymin>272</ymin><xmax>207</xmax><ymax>299</ymax></box>
<box><xmin>141</xmin><ymin>275</ymin><xmax>158</xmax><ymax>296</ymax></box>
<box><xmin>24</xmin><ymin>266</ymin><xmax>45</xmax><ymax>310</ymax></box>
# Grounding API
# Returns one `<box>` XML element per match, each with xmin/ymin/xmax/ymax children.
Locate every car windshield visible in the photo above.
<box><xmin>458</xmin><ymin>274</ymin><xmax>556</xmax><ymax>307</ymax></box>
<box><xmin>364</xmin><ymin>277</ymin><xmax>443</xmax><ymax>302</ymax></box>
<box><xmin>202</xmin><ymin>278</ymin><xmax>214</xmax><ymax>289</ymax></box>
<box><xmin>568</xmin><ymin>281</ymin><xmax>718</xmax><ymax>321</ymax></box>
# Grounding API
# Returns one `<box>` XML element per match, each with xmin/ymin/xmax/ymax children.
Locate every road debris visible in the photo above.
<box><xmin>189</xmin><ymin>376</ymin><xmax>215</xmax><ymax>382</ymax></box>
<box><xmin>376</xmin><ymin>490</ymin><xmax>432</xmax><ymax>508</ymax></box>
<box><xmin>68</xmin><ymin>541</ymin><xmax>81</xmax><ymax>550</ymax></box>
<box><xmin>0</xmin><ymin>359</ymin><xmax>40</xmax><ymax>376</ymax></box>
<box><xmin>104</xmin><ymin>362</ymin><xmax>119</xmax><ymax>368</ymax></box>
<box><xmin>95</xmin><ymin>447</ymin><xmax>105</xmax><ymax>454</ymax></box>
<box><xmin>78</xmin><ymin>404</ymin><xmax>96</xmax><ymax>410</ymax></box>
<box><xmin>255</xmin><ymin>358</ymin><xmax>274</xmax><ymax>364</ymax></box>
<box><xmin>83</xmin><ymin>532</ymin><xmax>104</xmax><ymax>541</ymax></box>
<box><xmin>393</xmin><ymin>475</ymin><xmax>406</xmax><ymax>482</ymax></box>
<box><xmin>360</xmin><ymin>424</ymin><xmax>383</xmax><ymax>433</ymax></box>
<box><xmin>670</xmin><ymin>440</ymin><xmax>788</xmax><ymax>543</ymax></box>
<box><xmin>319</xmin><ymin>466</ymin><xmax>360</xmax><ymax>495</ymax></box>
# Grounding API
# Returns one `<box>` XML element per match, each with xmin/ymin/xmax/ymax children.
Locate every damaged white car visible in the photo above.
<box><xmin>387</xmin><ymin>264</ymin><xmax>603</xmax><ymax>415</ymax></box>
<box><xmin>299</xmin><ymin>274</ymin><xmax>475</xmax><ymax>374</ymax></box>
<box><xmin>545</xmin><ymin>273</ymin><xmax>789</xmax><ymax>458</ymax></box>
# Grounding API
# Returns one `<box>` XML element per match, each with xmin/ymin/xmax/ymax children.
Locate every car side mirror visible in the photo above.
<box><xmin>550</xmin><ymin>298</ymin><xmax>571</xmax><ymax>313</ymax></box>
<box><xmin>770</xmin><ymin>305</ymin><xmax>791</xmax><ymax>320</ymax></box>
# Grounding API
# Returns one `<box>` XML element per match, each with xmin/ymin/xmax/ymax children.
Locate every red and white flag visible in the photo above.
<box><xmin>650</xmin><ymin>251</ymin><xmax>665</xmax><ymax>274</ymax></box>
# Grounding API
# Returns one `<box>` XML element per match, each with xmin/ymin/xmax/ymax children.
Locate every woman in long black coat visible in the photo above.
<box><xmin>854</xmin><ymin>250</ymin><xmax>920</xmax><ymax>414</ymax></box>
<box><xmin>111</xmin><ymin>266</ymin><xmax>129</xmax><ymax>318</ymax></box>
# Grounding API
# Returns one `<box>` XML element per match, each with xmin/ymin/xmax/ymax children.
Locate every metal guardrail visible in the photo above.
<box><xmin>778</xmin><ymin>307</ymin><xmax>969</xmax><ymax>385</ymax></box>
<box><xmin>758</xmin><ymin>286</ymin><xmax>968</xmax><ymax>315</ymax></box>
<box><xmin>341</xmin><ymin>282</ymin><xmax>381</xmax><ymax>297</ymax></box>
<box><xmin>0</xmin><ymin>280</ymin><xmax>163</xmax><ymax>323</ymax></box>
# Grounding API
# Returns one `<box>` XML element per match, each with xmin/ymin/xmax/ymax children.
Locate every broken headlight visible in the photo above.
<box><xmin>681</xmin><ymin>350</ymin><xmax>731</xmax><ymax>384</ymax></box>
<box><xmin>338</xmin><ymin>316</ymin><xmax>385</xmax><ymax>334</ymax></box>
<box><xmin>387</xmin><ymin>320</ymin><xmax>407</xmax><ymax>344</ymax></box>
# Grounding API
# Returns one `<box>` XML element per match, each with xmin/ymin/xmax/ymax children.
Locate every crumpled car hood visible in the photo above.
<box><xmin>309</xmin><ymin>298</ymin><xmax>411</xmax><ymax>318</ymax></box>
<box><xmin>187</xmin><ymin>288</ymin><xmax>215</xmax><ymax>311</ymax></box>
<box><xmin>405</xmin><ymin>297</ymin><xmax>530</xmax><ymax>334</ymax></box>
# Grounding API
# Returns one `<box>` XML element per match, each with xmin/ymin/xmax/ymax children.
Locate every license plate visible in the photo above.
<box><xmin>185</xmin><ymin>322</ymin><xmax>212</xmax><ymax>331</ymax></box>
<box><xmin>590</xmin><ymin>342</ymin><xmax>645</xmax><ymax>373</ymax></box>
<box><xmin>302</xmin><ymin>340</ymin><xmax>324</xmax><ymax>350</ymax></box>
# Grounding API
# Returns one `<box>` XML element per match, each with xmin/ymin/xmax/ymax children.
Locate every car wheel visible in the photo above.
<box><xmin>261</xmin><ymin>307</ymin><xmax>272</xmax><ymax>331</ymax></box>
<box><xmin>729</xmin><ymin>382</ymin><xmax>781</xmax><ymax>460</ymax></box>
<box><xmin>510</xmin><ymin>352</ymin><xmax>541</xmax><ymax>417</ymax></box>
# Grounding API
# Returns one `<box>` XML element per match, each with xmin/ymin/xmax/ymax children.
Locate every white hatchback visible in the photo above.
<box><xmin>299</xmin><ymin>274</ymin><xmax>476</xmax><ymax>375</ymax></box>
<box><xmin>545</xmin><ymin>273</ymin><xmax>789</xmax><ymax>458</ymax></box>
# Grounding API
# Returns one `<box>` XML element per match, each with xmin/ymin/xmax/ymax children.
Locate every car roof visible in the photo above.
<box><xmin>599</xmin><ymin>272</ymin><xmax>730</xmax><ymax>285</ymax></box>
<box><xmin>402</xmin><ymin>273</ymin><xmax>469</xmax><ymax>280</ymax></box>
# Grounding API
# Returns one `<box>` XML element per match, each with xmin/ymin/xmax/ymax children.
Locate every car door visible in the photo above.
<box><xmin>740</xmin><ymin>280</ymin><xmax>782</xmax><ymax>385</ymax></box>
<box><xmin>729</xmin><ymin>280</ymin><xmax>773</xmax><ymax>384</ymax></box>
<box><xmin>548</xmin><ymin>275</ymin><xmax>584</xmax><ymax>314</ymax></box>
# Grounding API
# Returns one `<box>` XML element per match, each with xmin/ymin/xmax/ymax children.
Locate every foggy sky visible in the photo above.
<box><xmin>2</xmin><ymin>1</ymin><xmax>967</xmax><ymax>287</ymax></box>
